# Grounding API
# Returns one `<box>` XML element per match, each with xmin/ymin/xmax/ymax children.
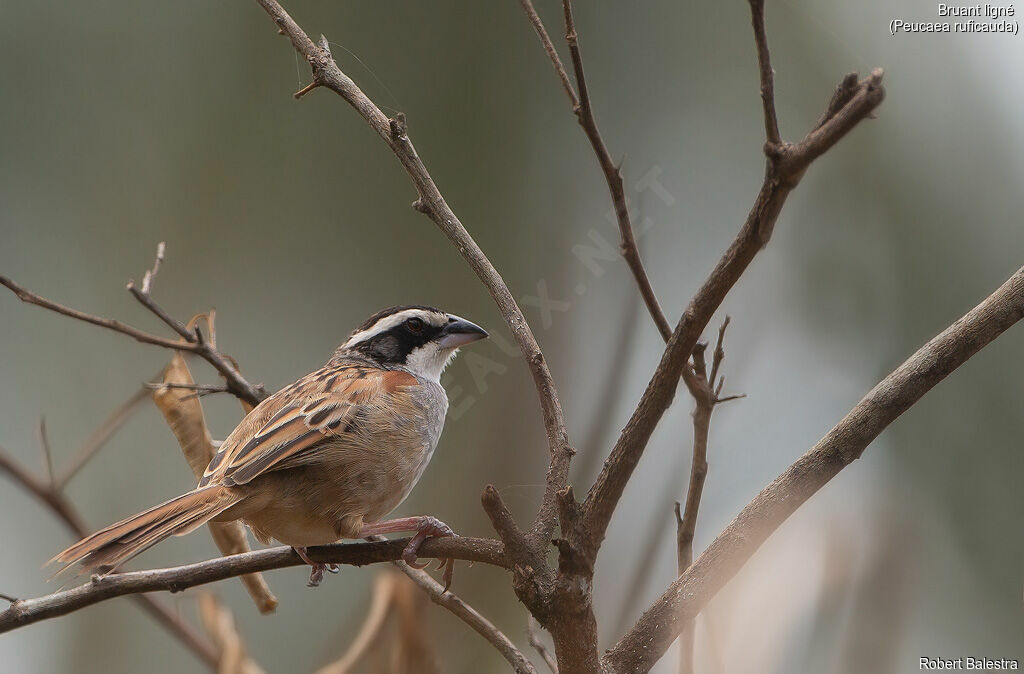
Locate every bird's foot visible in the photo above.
<box><xmin>359</xmin><ymin>515</ymin><xmax>457</xmax><ymax>591</ymax></box>
<box><xmin>294</xmin><ymin>546</ymin><xmax>339</xmax><ymax>588</ymax></box>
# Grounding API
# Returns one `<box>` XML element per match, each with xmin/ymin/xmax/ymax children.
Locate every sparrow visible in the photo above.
<box><xmin>53</xmin><ymin>305</ymin><xmax>488</xmax><ymax>587</ymax></box>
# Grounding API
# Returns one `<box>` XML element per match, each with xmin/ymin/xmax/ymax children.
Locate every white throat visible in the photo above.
<box><xmin>403</xmin><ymin>344</ymin><xmax>460</xmax><ymax>383</ymax></box>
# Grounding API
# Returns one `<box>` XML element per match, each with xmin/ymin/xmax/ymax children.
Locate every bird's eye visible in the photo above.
<box><xmin>406</xmin><ymin>317</ymin><xmax>424</xmax><ymax>333</ymax></box>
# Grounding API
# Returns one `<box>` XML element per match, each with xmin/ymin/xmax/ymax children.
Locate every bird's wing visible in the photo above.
<box><xmin>199</xmin><ymin>364</ymin><xmax>419</xmax><ymax>487</ymax></box>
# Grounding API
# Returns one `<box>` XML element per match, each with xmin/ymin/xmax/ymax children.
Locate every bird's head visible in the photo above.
<box><xmin>336</xmin><ymin>305</ymin><xmax>488</xmax><ymax>382</ymax></box>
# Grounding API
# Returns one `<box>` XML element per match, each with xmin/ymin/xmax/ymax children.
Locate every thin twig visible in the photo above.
<box><xmin>0</xmin><ymin>447</ymin><xmax>219</xmax><ymax>668</ymax></box>
<box><xmin>0</xmin><ymin>275</ymin><xmax>197</xmax><ymax>352</ymax></box>
<box><xmin>55</xmin><ymin>386</ymin><xmax>150</xmax><ymax>490</ymax></box>
<box><xmin>127</xmin><ymin>242</ymin><xmax>195</xmax><ymax>341</ymax></box>
<box><xmin>37</xmin><ymin>419</ymin><xmax>55</xmax><ymax>487</ymax></box>
<box><xmin>749</xmin><ymin>0</ymin><xmax>782</xmax><ymax>146</ymax></box>
<box><xmin>0</xmin><ymin>536</ymin><xmax>507</xmax><ymax>634</ymax></box>
<box><xmin>557</xmin><ymin>0</ymin><xmax>677</xmax><ymax>351</ymax></box>
<box><xmin>141</xmin><ymin>241</ymin><xmax>165</xmax><ymax>295</ymax></box>
<box><xmin>393</xmin><ymin>561</ymin><xmax>537</xmax><ymax>674</ymax></box>
<box><xmin>527</xmin><ymin>615</ymin><xmax>559</xmax><ymax>674</ymax></box>
<box><xmin>517</xmin><ymin>0</ymin><xmax>578</xmax><ymax>108</ymax></box>
<box><xmin>605</xmin><ymin>266</ymin><xmax>1024</xmax><ymax>673</ymax></box>
<box><xmin>579</xmin><ymin>67</ymin><xmax>885</xmax><ymax>562</ymax></box>
<box><xmin>253</xmin><ymin>0</ymin><xmax>567</xmax><ymax>561</ymax></box>
<box><xmin>145</xmin><ymin>381</ymin><xmax>231</xmax><ymax>397</ymax></box>
<box><xmin>674</xmin><ymin>321</ymin><xmax>737</xmax><ymax>674</ymax></box>
<box><xmin>0</xmin><ymin>275</ymin><xmax>267</xmax><ymax>406</ymax></box>
<box><xmin>677</xmin><ymin>320</ymin><xmax>737</xmax><ymax>579</ymax></box>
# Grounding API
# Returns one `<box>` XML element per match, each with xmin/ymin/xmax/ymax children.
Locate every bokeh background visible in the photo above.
<box><xmin>1</xmin><ymin>1</ymin><xmax>1022</xmax><ymax>672</ymax></box>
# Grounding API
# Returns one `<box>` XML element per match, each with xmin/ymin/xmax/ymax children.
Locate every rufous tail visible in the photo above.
<box><xmin>50</xmin><ymin>485</ymin><xmax>242</xmax><ymax>575</ymax></box>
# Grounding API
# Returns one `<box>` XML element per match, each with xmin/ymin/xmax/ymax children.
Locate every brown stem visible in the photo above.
<box><xmin>252</xmin><ymin>0</ymin><xmax>569</xmax><ymax>558</ymax></box>
<box><xmin>0</xmin><ymin>276</ymin><xmax>267</xmax><ymax>407</ymax></box>
<box><xmin>749</xmin><ymin>0</ymin><xmax>781</xmax><ymax>146</ymax></box>
<box><xmin>55</xmin><ymin>386</ymin><xmax>150</xmax><ymax>490</ymax></box>
<box><xmin>527</xmin><ymin>615</ymin><xmax>559</xmax><ymax>674</ymax></box>
<box><xmin>394</xmin><ymin>562</ymin><xmax>537</xmax><ymax>674</ymax></box>
<box><xmin>517</xmin><ymin>0</ymin><xmax>578</xmax><ymax>108</ymax></box>
<box><xmin>605</xmin><ymin>266</ymin><xmax>1024</xmax><ymax>673</ymax></box>
<box><xmin>0</xmin><ymin>448</ymin><xmax>219</xmax><ymax>668</ymax></box>
<box><xmin>0</xmin><ymin>536</ymin><xmax>507</xmax><ymax>634</ymax></box>
<box><xmin>579</xmin><ymin>68</ymin><xmax>884</xmax><ymax>561</ymax></box>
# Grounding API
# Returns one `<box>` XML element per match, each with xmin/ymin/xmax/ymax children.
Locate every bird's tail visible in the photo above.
<box><xmin>50</xmin><ymin>485</ymin><xmax>243</xmax><ymax>575</ymax></box>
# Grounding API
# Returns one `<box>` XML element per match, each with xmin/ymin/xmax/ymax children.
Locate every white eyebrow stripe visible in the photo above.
<box><xmin>342</xmin><ymin>309</ymin><xmax>447</xmax><ymax>348</ymax></box>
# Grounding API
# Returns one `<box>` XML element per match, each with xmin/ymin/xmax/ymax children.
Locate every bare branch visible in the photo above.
<box><xmin>0</xmin><ymin>446</ymin><xmax>219</xmax><ymax>668</ymax></box>
<box><xmin>145</xmin><ymin>381</ymin><xmax>231</xmax><ymax>398</ymax></box>
<box><xmin>517</xmin><ymin>0</ymin><xmax>578</xmax><ymax>108</ymax></box>
<box><xmin>0</xmin><ymin>275</ymin><xmax>267</xmax><ymax>407</ymax></box>
<box><xmin>527</xmin><ymin>615</ymin><xmax>559</xmax><ymax>674</ymax></box>
<box><xmin>0</xmin><ymin>536</ymin><xmax>506</xmax><ymax>634</ymax></box>
<box><xmin>749</xmin><ymin>0</ymin><xmax>782</xmax><ymax>146</ymax></box>
<box><xmin>521</xmin><ymin>0</ymin><xmax>676</xmax><ymax>349</ymax></box>
<box><xmin>252</xmin><ymin>0</ymin><xmax>570</xmax><ymax>555</ymax></box>
<box><xmin>394</xmin><ymin>562</ymin><xmax>537</xmax><ymax>674</ymax></box>
<box><xmin>0</xmin><ymin>275</ymin><xmax>198</xmax><ymax>352</ymax></box>
<box><xmin>605</xmin><ymin>266</ymin><xmax>1024</xmax><ymax>673</ymax></box>
<box><xmin>140</xmin><ymin>241</ymin><xmax>165</xmax><ymax>295</ymax></box>
<box><xmin>126</xmin><ymin>242</ymin><xmax>195</xmax><ymax>342</ymax></box>
<box><xmin>673</xmin><ymin>319</ymin><xmax>738</xmax><ymax>674</ymax></box>
<box><xmin>36</xmin><ymin>419</ymin><xmax>55</xmax><ymax>487</ymax></box>
<box><xmin>55</xmin><ymin>386</ymin><xmax>150</xmax><ymax>490</ymax></box>
<box><xmin>580</xmin><ymin>68</ymin><xmax>884</xmax><ymax>559</ymax></box>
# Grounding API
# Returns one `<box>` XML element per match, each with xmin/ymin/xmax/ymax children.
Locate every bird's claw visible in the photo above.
<box><xmin>400</xmin><ymin>517</ymin><xmax>456</xmax><ymax>591</ymax></box>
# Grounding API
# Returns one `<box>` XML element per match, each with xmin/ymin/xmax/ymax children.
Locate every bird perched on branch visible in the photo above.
<box><xmin>53</xmin><ymin>306</ymin><xmax>488</xmax><ymax>588</ymax></box>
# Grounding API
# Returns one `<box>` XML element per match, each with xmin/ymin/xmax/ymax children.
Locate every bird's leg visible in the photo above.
<box><xmin>293</xmin><ymin>546</ymin><xmax>337</xmax><ymax>587</ymax></box>
<box><xmin>359</xmin><ymin>516</ymin><xmax>456</xmax><ymax>590</ymax></box>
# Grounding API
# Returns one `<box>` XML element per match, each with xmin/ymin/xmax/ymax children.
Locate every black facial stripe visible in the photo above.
<box><xmin>351</xmin><ymin>304</ymin><xmax>443</xmax><ymax>334</ymax></box>
<box><xmin>348</xmin><ymin>320</ymin><xmax>445</xmax><ymax>365</ymax></box>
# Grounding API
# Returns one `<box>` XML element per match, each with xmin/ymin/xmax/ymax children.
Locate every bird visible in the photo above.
<box><xmin>52</xmin><ymin>305</ymin><xmax>488</xmax><ymax>588</ymax></box>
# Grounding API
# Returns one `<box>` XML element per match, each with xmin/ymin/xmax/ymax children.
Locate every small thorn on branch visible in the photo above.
<box><xmin>318</xmin><ymin>34</ymin><xmax>332</xmax><ymax>59</ymax></box>
<box><xmin>293</xmin><ymin>81</ymin><xmax>319</xmax><ymax>100</ymax></box>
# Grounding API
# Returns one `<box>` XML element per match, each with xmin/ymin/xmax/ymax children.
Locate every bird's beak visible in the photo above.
<box><xmin>438</xmin><ymin>315</ymin><xmax>488</xmax><ymax>349</ymax></box>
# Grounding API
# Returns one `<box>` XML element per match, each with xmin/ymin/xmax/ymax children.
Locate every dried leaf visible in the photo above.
<box><xmin>153</xmin><ymin>354</ymin><xmax>278</xmax><ymax>614</ymax></box>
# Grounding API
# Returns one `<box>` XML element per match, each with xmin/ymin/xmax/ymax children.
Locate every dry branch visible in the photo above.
<box><xmin>0</xmin><ymin>447</ymin><xmax>219</xmax><ymax>668</ymax></box>
<box><xmin>0</xmin><ymin>274</ymin><xmax>266</xmax><ymax>406</ymax></box>
<box><xmin>527</xmin><ymin>615</ymin><xmax>559</xmax><ymax>674</ymax></box>
<box><xmin>392</xmin><ymin>563</ymin><xmax>536</xmax><ymax>674</ymax></box>
<box><xmin>0</xmin><ymin>536</ymin><xmax>506</xmax><ymax>634</ymax></box>
<box><xmin>579</xmin><ymin>67</ymin><xmax>884</xmax><ymax>561</ymax></box>
<box><xmin>252</xmin><ymin>0</ymin><xmax>570</xmax><ymax>560</ymax></box>
<box><xmin>54</xmin><ymin>386</ymin><xmax>150</xmax><ymax>490</ymax></box>
<box><xmin>674</xmin><ymin>323</ymin><xmax>739</xmax><ymax>674</ymax></box>
<box><xmin>605</xmin><ymin>265</ymin><xmax>1024</xmax><ymax>673</ymax></box>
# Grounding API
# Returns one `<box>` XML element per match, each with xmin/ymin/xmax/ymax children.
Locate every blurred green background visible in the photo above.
<box><xmin>1</xmin><ymin>1</ymin><xmax>1021</xmax><ymax>672</ymax></box>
